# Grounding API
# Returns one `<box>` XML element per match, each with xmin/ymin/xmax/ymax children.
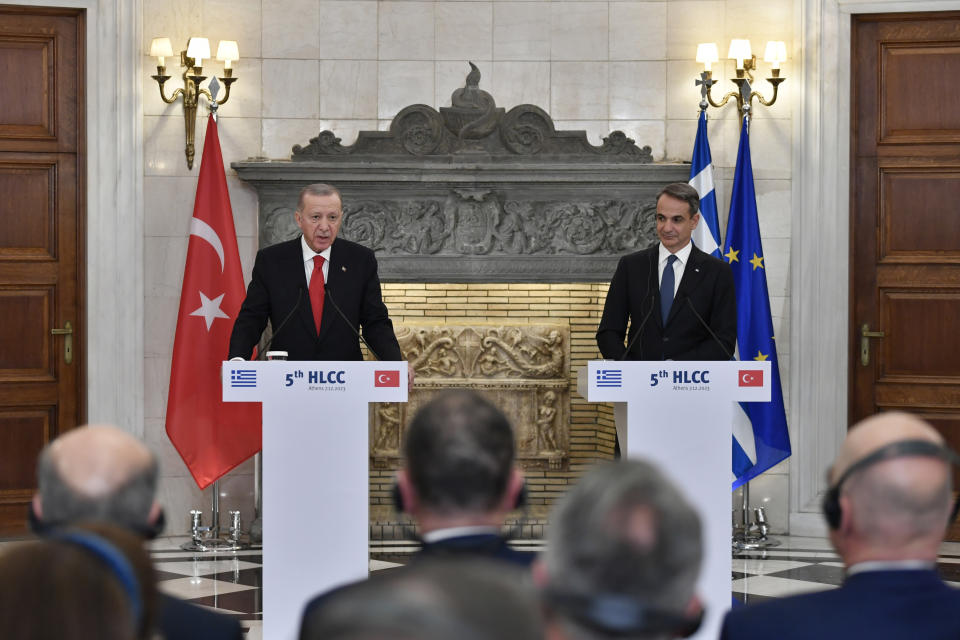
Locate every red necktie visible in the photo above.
<box><xmin>309</xmin><ymin>255</ymin><xmax>325</xmax><ymax>334</ymax></box>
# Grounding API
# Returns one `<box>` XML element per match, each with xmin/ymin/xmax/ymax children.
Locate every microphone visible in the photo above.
<box><xmin>684</xmin><ymin>297</ymin><xmax>733</xmax><ymax>360</ymax></box>
<box><xmin>257</xmin><ymin>287</ymin><xmax>303</xmax><ymax>360</ymax></box>
<box><xmin>619</xmin><ymin>294</ymin><xmax>655</xmax><ymax>361</ymax></box>
<box><xmin>324</xmin><ymin>286</ymin><xmax>382</xmax><ymax>361</ymax></box>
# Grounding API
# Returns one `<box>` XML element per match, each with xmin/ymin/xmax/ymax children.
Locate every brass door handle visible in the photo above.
<box><xmin>51</xmin><ymin>321</ymin><xmax>73</xmax><ymax>365</ymax></box>
<box><xmin>860</xmin><ymin>323</ymin><xmax>885</xmax><ymax>367</ymax></box>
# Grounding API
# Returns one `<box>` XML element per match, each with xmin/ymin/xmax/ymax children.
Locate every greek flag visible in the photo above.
<box><xmin>689</xmin><ymin>111</ymin><xmax>722</xmax><ymax>258</ymax></box>
<box><xmin>723</xmin><ymin>120</ymin><xmax>792</xmax><ymax>488</ymax></box>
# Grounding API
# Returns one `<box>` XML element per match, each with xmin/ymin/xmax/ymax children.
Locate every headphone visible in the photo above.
<box><xmin>822</xmin><ymin>439</ymin><xmax>960</xmax><ymax>530</ymax></box>
<box><xmin>392</xmin><ymin>480</ymin><xmax>527</xmax><ymax>514</ymax></box>
<box><xmin>52</xmin><ymin>531</ymin><xmax>144</xmax><ymax>627</ymax></box>
<box><xmin>543</xmin><ymin>588</ymin><xmax>704</xmax><ymax>638</ymax></box>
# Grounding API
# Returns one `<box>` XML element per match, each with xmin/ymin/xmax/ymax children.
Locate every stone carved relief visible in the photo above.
<box><xmin>371</xmin><ymin>324</ymin><xmax>569</xmax><ymax>470</ymax></box>
<box><xmin>292</xmin><ymin>63</ymin><xmax>652</xmax><ymax>162</ymax></box>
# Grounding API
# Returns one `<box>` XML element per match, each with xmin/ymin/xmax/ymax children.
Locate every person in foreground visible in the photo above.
<box><xmin>720</xmin><ymin>411</ymin><xmax>960</xmax><ymax>640</ymax></box>
<box><xmin>299</xmin><ymin>558</ymin><xmax>542</xmax><ymax>640</ymax></box>
<box><xmin>31</xmin><ymin>423</ymin><xmax>244</xmax><ymax>640</ymax></box>
<box><xmin>537</xmin><ymin>460</ymin><xmax>705</xmax><ymax>640</ymax></box>
<box><xmin>596</xmin><ymin>182</ymin><xmax>736</xmax><ymax>361</ymax></box>
<box><xmin>394</xmin><ymin>389</ymin><xmax>533</xmax><ymax>565</ymax></box>
<box><xmin>228</xmin><ymin>183</ymin><xmax>406</xmax><ymax>367</ymax></box>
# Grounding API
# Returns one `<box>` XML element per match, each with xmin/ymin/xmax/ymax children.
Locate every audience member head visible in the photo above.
<box><xmin>33</xmin><ymin>423</ymin><xmax>161</xmax><ymax>536</ymax></box>
<box><xmin>397</xmin><ymin>390</ymin><xmax>523</xmax><ymax>532</ymax></box>
<box><xmin>0</xmin><ymin>521</ymin><xmax>158</xmax><ymax>639</ymax></box>
<box><xmin>539</xmin><ymin>460</ymin><xmax>703</xmax><ymax>640</ymax></box>
<box><xmin>299</xmin><ymin>558</ymin><xmax>542</xmax><ymax>640</ymax></box>
<box><xmin>823</xmin><ymin>411</ymin><xmax>956</xmax><ymax>565</ymax></box>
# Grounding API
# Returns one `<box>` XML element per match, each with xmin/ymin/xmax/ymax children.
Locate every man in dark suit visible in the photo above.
<box><xmin>596</xmin><ymin>182</ymin><xmax>736</xmax><ymax>361</ymax></box>
<box><xmin>394</xmin><ymin>390</ymin><xmax>534</xmax><ymax>566</ymax></box>
<box><xmin>229</xmin><ymin>183</ymin><xmax>404</xmax><ymax>364</ymax></box>
<box><xmin>31</xmin><ymin>424</ymin><xmax>245</xmax><ymax>640</ymax></box>
<box><xmin>721</xmin><ymin>412</ymin><xmax>960</xmax><ymax>640</ymax></box>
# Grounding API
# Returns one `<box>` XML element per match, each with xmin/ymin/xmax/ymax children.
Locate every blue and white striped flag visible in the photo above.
<box><xmin>724</xmin><ymin>119</ymin><xmax>792</xmax><ymax>488</ymax></box>
<box><xmin>689</xmin><ymin>111</ymin><xmax>722</xmax><ymax>258</ymax></box>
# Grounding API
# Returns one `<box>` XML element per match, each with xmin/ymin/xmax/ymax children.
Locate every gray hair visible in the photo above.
<box><xmin>297</xmin><ymin>183</ymin><xmax>342</xmax><ymax>210</ymax></box>
<box><xmin>37</xmin><ymin>447</ymin><xmax>158</xmax><ymax>530</ymax></box>
<box><xmin>656</xmin><ymin>182</ymin><xmax>700</xmax><ymax>217</ymax></box>
<box><xmin>543</xmin><ymin>460</ymin><xmax>702</xmax><ymax>639</ymax></box>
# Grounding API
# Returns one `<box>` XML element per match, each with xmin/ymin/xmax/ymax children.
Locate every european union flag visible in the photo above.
<box><xmin>689</xmin><ymin>111</ymin><xmax>722</xmax><ymax>258</ymax></box>
<box><xmin>723</xmin><ymin>120</ymin><xmax>791</xmax><ymax>488</ymax></box>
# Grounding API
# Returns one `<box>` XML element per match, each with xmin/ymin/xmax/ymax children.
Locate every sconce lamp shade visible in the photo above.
<box><xmin>186</xmin><ymin>37</ymin><xmax>211</xmax><ymax>65</ymax></box>
<box><xmin>696</xmin><ymin>43</ymin><xmax>720</xmax><ymax>72</ymax></box>
<box><xmin>150</xmin><ymin>37</ymin><xmax>174</xmax><ymax>59</ymax></box>
<box><xmin>727</xmin><ymin>39</ymin><xmax>752</xmax><ymax>68</ymax></box>
<box><xmin>764</xmin><ymin>41</ymin><xmax>787</xmax><ymax>69</ymax></box>
<box><xmin>216</xmin><ymin>40</ymin><xmax>240</xmax><ymax>69</ymax></box>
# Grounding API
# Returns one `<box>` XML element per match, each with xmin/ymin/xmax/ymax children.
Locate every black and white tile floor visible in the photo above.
<box><xmin>5</xmin><ymin>536</ymin><xmax>960</xmax><ymax>639</ymax></box>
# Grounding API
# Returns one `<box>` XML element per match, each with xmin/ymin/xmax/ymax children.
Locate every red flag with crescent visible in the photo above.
<box><xmin>165</xmin><ymin>115</ymin><xmax>261</xmax><ymax>489</ymax></box>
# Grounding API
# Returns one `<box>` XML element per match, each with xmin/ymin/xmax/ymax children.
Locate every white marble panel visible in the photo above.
<box><xmin>550</xmin><ymin>2</ymin><xmax>608</xmax><ymax>61</ymax></box>
<box><xmin>144</xmin><ymin>115</ymin><xmax>207</xmax><ymax>177</ymax></box>
<box><xmin>666</xmin><ymin>1</ymin><xmax>725</xmax><ymax>61</ymax></box>
<box><xmin>143</xmin><ymin>0</ymin><xmax>203</xmax><ymax>59</ymax></box>
<box><xmin>724</xmin><ymin>0</ymin><xmax>794</xmax><ymax>49</ymax></box>
<box><xmin>664</xmin><ymin>117</ymin><xmax>697</xmax><ymax>163</ymax></box>
<box><xmin>216</xmin><ymin>470</ymin><xmax>257</xmax><ymax>527</ymax></box>
<box><xmin>144</xmin><ymin>177</ymin><xmax>197</xmax><ymax>237</ymax></box>
<box><xmin>491</xmin><ymin>61</ymin><xmax>550</xmax><ymax>110</ymax></box>
<box><xmin>320</xmin><ymin>60</ymin><xmax>379</xmax><ymax>119</ymax></box>
<box><xmin>609</xmin><ymin>61</ymin><xmax>665</xmax><ymax>120</ymax></box>
<box><xmin>613</xmin><ymin>120</ymin><xmax>665</xmax><ymax>161</ymax></box>
<box><xmin>665</xmin><ymin>60</ymin><xmax>714</xmax><ymax>123</ymax></box>
<box><xmin>261</xmin><ymin>0</ymin><xmax>320</xmax><ymax>58</ymax></box>
<box><xmin>760</xmin><ymin>237</ymin><xmax>790</xmax><ymax>298</ymax></box>
<box><xmin>215</xmin><ymin>117</ymin><xmax>263</xmax><ymax>175</ymax></box>
<box><xmin>379</xmin><ymin>1</ymin><xmax>435</xmax><ymax>61</ymax></box>
<box><xmin>202</xmin><ymin>0</ymin><xmax>262</xmax><ymax>59</ymax></box>
<box><xmin>145</xmin><ymin>235</ymin><xmax>189</xmax><ymax>300</ymax></box>
<box><xmin>754</xmin><ymin>180</ymin><xmax>791</xmax><ymax>238</ymax></box>
<box><xmin>261</xmin><ymin>59</ymin><xmax>321</xmax><ymax>119</ymax></box>
<box><xmin>551</xmin><ymin>120</ymin><xmax>610</xmax><ymax>146</ymax></box>
<box><xmin>379</xmin><ymin>61</ymin><xmax>435</xmax><ymax>118</ymax></box>
<box><xmin>319</xmin><ymin>1</ymin><xmax>379</xmax><ymax>60</ymax></box>
<box><xmin>743</xmin><ymin>469</ymin><xmax>789</xmax><ymax>534</ymax></box>
<box><xmin>156</xmin><ymin>476</ymin><xmax>210</xmax><ymax>536</ymax></box>
<box><xmin>493</xmin><ymin>2</ymin><xmax>551</xmax><ymax>61</ymax></box>
<box><xmin>144</xmin><ymin>355</ymin><xmax>172</xmax><ymax>421</ymax></box>
<box><xmin>550</xmin><ymin>61</ymin><xmax>608</xmax><ymax>120</ymax></box>
<box><xmin>739</xmin><ymin>117</ymin><xmax>791</xmax><ymax>179</ymax></box>
<box><xmin>436</xmin><ymin>61</ymin><xmax>492</xmax><ymax>108</ymax></box>
<box><xmin>261</xmin><ymin>118</ymin><xmax>323</xmax><ymax>159</ymax></box>
<box><xmin>609</xmin><ymin>2</ymin><xmax>667</xmax><ymax>61</ymax></box>
<box><xmin>227</xmin><ymin>176</ymin><xmax>259</xmax><ymax>239</ymax></box>
<box><xmin>437</xmin><ymin>2</ymin><xmax>493</xmax><ymax>61</ymax></box>
<box><xmin>237</xmin><ymin>236</ymin><xmax>256</xmax><ymax>284</ymax></box>
<box><xmin>143</xmin><ymin>57</ymin><xmax>184</xmax><ymax>118</ymax></box>
<box><xmin>145</xmin><ymin>418</ymin><xmax>195</xmax><ymax>481</ymax></box>
<box><xmin>212</xmin><ymin>58</ymin><xmax>261</xmax><ymax>120</ymax></box>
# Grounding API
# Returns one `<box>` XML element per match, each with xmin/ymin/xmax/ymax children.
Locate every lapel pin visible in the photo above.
<box><xmin>341</xmin><ymin>266</ymin><xmax>347</xmax><ymax>272</ymax></box>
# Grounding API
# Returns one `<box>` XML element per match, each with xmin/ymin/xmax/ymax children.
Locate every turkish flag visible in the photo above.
<box><xmin>738</xmin><ymin>370</ymin><xmax>764</xmax><ymax>387</ymax></box>
<box><xmin>375</xmin><ymin>370</ymin><xmax>400</xmax><ymax>387</ymax></box>
<box><xmin>165</xmin><ymin>115</ymin><xmax>261</xmax><ymax>489</ymax></box>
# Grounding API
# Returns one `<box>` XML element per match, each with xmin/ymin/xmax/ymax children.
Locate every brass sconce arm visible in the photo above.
<box><xmin>694</xmin><ymin>42</ymin><xmax>787</xmax><ymax>123</ymax></box>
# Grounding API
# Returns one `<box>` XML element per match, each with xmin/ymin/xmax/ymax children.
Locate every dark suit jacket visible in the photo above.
<box><xmin>157</xmin><ymin>593</ymin><xmax>244</xmax><ymax>640</ymax></box>
<box><xmin>720</xmin><ymin>569</ymin><xmax>960</xmax><ymax>640</ymax></box>
<box><xmin>417</xmin><ymin>533</ymin><xmax>536</xmax><ymax>567</ymax></box>
<box><xmin>596</xmin><ymin>243</ymin><xmax>736</xmax><ymax>360</ymax></box>
<box><xmin>229</xmin><ymin>237</ymin><xmax>402</xmax><ymax>361</ymax></box>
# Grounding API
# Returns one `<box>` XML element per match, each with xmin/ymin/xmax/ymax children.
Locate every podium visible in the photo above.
<box><xmin>223</xmin><ymin>360</ymin><xmax>408</xmax><ymax>640</ymax></box>
<box><xmin>578</xmin><ymin>360</ymin><xmax>771</xmax><ymax>640</ymax></box>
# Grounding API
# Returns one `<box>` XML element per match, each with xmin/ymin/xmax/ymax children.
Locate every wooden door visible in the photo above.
<box><xmin>0</xmin><ymin>7</ymin><xmax>84</xmax><ymax>535</ymax></box>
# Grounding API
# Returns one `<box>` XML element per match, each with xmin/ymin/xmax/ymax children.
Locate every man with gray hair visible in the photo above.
<box><xmin>32</xmin><ymin>423</ymin><xmax>243</xmax><ymax>640</ymax></box>
<box><xmin>537</xmin><ymin>460</ymin><xmax>704</xmax><ymax>640</ymax></box>
<box><xmin>721</xmin><ymin>412</ymin><xmax>960</xmax><ymax>639</ymax></box>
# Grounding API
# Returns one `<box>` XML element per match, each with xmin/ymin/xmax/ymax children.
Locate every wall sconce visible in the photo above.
<box><xmin>694</xmin><ymin>39</ymin><xmax>786</xmax><ymax>124</ymax></box>
<box><xmin>149</xmin><ymin>36</ymin><xmax>239</xmax><ymax>169</ymax></box>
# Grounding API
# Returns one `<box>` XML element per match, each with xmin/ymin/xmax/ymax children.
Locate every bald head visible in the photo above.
<box><xmin>37</xmin><ymin>424</ymin><xmax>158</xmax><ymax>530</ymax></box>
<box><xmin>830</xmin><ymin>412</ymin><xmax>953</xmax><ymax>561</ymax></box>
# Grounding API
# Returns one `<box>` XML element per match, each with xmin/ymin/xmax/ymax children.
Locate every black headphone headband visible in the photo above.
<box><xmin>822</xmin><ymin>439</ymin><xmax>960</xmax><ymax>530</ymax></box>
<box><xmin>544</xmin><ymin>588</ymin><xmax>703</xmax><ymax>638</ymax></box>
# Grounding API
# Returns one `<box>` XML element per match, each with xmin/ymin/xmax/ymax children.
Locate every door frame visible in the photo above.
<box><xmin>791</xmin><ymin>0</ymin><xmax>960</xmax><ymax>536</ymax></box>
<box><xmin>10</xmin><ymin>0</ymin><xmax>143</xmax><ymax>436</ymax></box>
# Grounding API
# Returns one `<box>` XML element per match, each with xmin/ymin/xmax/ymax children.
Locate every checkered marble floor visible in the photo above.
<box><xmin>4</xmin><ymin>535</ymin><xmax>959</xmax><ymax>639</ymax></box>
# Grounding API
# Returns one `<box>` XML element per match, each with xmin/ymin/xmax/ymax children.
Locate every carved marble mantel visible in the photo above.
<box><xmin>233</xmin><ymin>64</ymin><xmax>689</xmax><ymax>282</ymax></box>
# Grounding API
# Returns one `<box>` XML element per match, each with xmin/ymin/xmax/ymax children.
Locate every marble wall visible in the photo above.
<box><xmin>141</xmin><ymin>0</ymin><xmax>796</xmax><ymax>533</ymax></box>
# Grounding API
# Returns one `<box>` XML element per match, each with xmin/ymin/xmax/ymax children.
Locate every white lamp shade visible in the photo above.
<box><xmin>764</xmin><ymin>41</ymin><xmax>787</xmax><ymax>66</ymax></box>
<box><xmin>186</xmin><ymin>37</ymin><xmax>211</xmax><ymax>63</ymax></box>
<box><xmin>149</xmin><ymin>37</ymin><xmax>174</xmax><ymax>59</ymax></box>
<box><xmin>727</xmin><ymin>39</ymin><xmax>752</xmax><ymax>63</ymax></box>
<box><xmin>696</xmin><ymin>43</ymin><xmax>720</xmax><ymax>65</ymax></box>
<box><xmin>216</xmin><ymin>40</ymin><xmax>240</xmax><ymax>62</ymax></box>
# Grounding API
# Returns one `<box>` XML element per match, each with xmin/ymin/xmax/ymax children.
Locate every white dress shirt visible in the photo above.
<box><xmin>300</xmin><ymin>236</ymin><xmax>331</xmax><ymax>284</ymax></box>
<box><xmin>657</xmin><ymin>240</ymin><xmax>693</xmax><ymax>297</ymax></box>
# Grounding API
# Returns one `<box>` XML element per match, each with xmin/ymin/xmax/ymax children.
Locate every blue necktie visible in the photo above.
<box><xmin>660</xmin><ymin>255</ymin><xmax>678</xmax><ymax>325</ymax></box>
